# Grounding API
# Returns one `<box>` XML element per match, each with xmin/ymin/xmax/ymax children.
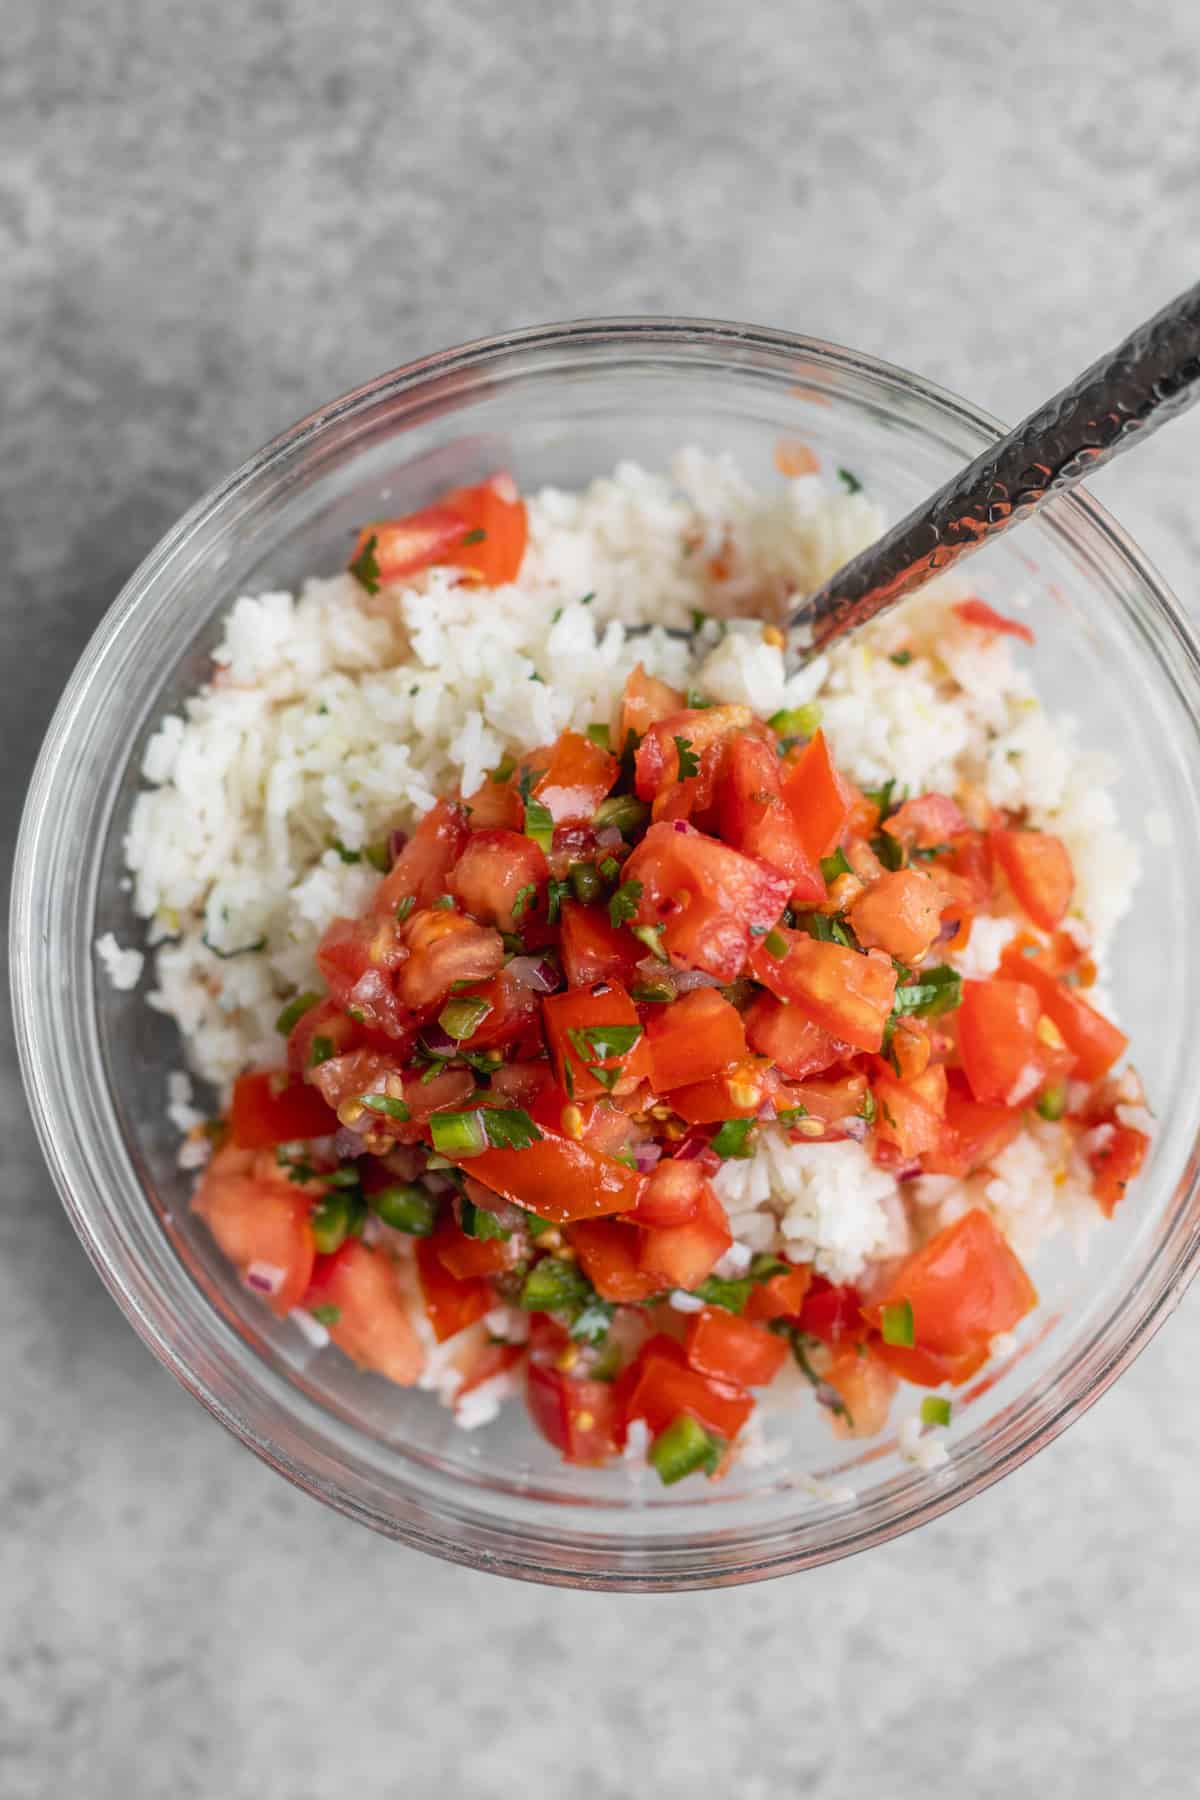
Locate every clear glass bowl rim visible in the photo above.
<box><xmin>12</xmin><ymin>314</ymin><xmax>1200</xmax><ymax>1590</ymax></box>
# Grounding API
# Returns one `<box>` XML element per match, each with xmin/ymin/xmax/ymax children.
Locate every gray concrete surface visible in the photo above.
<box><xmin>4</xmin><ymin>2</ymin><xmax>1200</xmax><ymax>1794</ymax></box>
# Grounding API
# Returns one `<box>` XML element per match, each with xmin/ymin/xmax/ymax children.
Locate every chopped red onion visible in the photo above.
<box><xmin>595</xmin><ymin>825</ymin><xmax>625</xmax><ymax>850</ymax></box>
<box><xmin>672</xmin><ymin>819</ymin><xmax>689</xmax><ymax>834</ymax></box>
<box><xmin>839</xmin><ymin>1114</ymin><xmax>869</xmax><ymax>1142</ymax></box>
<box><xmin>507</xmin><ymin>955</ymin><xmax>559</xmax><ymax>993</ymax></box>
<box><xmin>388</xmin><ymin>828</ymin><xmax>409</xmax><ymax>863</ymax></box>
<box><xmin>935</xmin><ymin>916</ymin><xmax>960</xmax><ymax>945</ymax></box>
<box><xmin>756</xmin><ymin>1098</ymin><xmax>778</xmax><ymax>1122</ymax></box>
<box><xmin>671</xmin><ymin>967</ymin><xmax>723</xmax><ymax>992</ymax></box>
<box><xmin>421</xmin><ymin>1025</ymin><xmax>458</xmax><ymax>1055</ymax></box>
<box><xmin>334</xmin><ymin>1126</ymin><xmax>366</xmax><ymax>1159</ymax></box>
<box><xmin>245</xmin><ymin>1261</ymin><xmax>285</xmax><ymax>1296</ymax></box>
<box><xmin>895</xmin><ymin>1161</ymin><xmax>923</xmax><ymax>1182</ymax></box>
<box><xmin>632</xmin><ymin>1140</ymin><xmax>663</xmax><ymax>1172</ymax></box>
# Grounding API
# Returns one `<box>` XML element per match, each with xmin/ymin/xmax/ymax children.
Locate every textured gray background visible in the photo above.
<box><xmin>4</xmin><ymin>2</ymin><xmax>1200</xmax><ymax>1795</ymax></box>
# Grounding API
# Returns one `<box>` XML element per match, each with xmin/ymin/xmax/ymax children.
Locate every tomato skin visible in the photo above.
<box><xmin>743</xmin><ymin>992</ymin><xmax>844</xmax><ymax>1080</ymax></box>
<box><xmin>644</xmin><ymin>987</ymin><xmax>748</xmax><ymax>1093</ymax></box>
<box><xmin>621</xmin><ymin>821</ymin><xmax>792</xmax><ymax>982</ymax></box>
<box><xmin>872</xmin><ymin>1070</ymin><xmax>944</xmax><ymax>1159</ymax></box>
<box><xmin>351</xmin><ymin>507</ymin><xmax>472</xmax><ymax>585</ymax></box>
<box><xmin>396</xmin><ymin>908</ymin><xmax>506</xmax><ymax>1011</ymax></box>
<box><xmin>288</xmin><ymin>997</ymin><xmax>391</xmax><ymax>1081</ymax></box>
<box><xmin>532</xmin><ymin>730</ymin><xmax>618</xmax><ymax>825</ymax></box>
<box><xmin>193</xmin><ymin>1147</ymin><xmax>316</xmax><ymax>1317</ymax></box>
<box><xmin>744</xmin><ymin>1263</ymin><xmax>813</xmax><ymax>1323</ymax></box>
<box><xmin>304</xmin><ymin>1240</ymin><xmax>425</xmax><ymax>1383</ymax></box>
<box><xmin>441</xmin><ymin>472</ymin><xmax>528</xmax><ymax>586</ymax></box>
<box><xmin>614</xmin><ymin>1335</ymin><xmax>753</xmax><ymax>1444</ymax></box>
<box><xmin>822</xmin><ymin>1344</ymin><xmax>899</xmax><ymax>1436</ymax></box>
<box><xmin>797</xmin><ymin>1278</ymin><xmax>863</xmax><ymax>1346</ymax></box>
<box><xmin>315</xmin><ymin>912</ymin><xmax>413</xmax><ymax>1038</ymax></box>
<box><xmin>718</xmin><ymin>734</ymin><xmax>825</xmax><ymax>904</ymax></box>
<box><xmin>568</xmin><ymin>1217</ymin><xmax>664</xmax><ymax>1302</ymax></box>
<box><xmin>957</xmin><ymin>977</ymin><xmax>1046</xmax><ymax>1106</ymax></box>
<box><xmin>848</xmin><ymin>868</ymin><xmax>943</xmax><ymax>963</ymax></box>
<box><xmin>447</xmin><ymin>968</ymin><xmax>542</xmax><ymax>1055</ymax></box>
<box><xmin>866</xmin><ymin>1207</ymin><xmax>1037</xmax><ymax>1361</ymax></box>
<box><xmin>667</xmin><ymin>1056</ymin><xmax>772</xmax><ymax>1124</ymax></box>
<box><xmin>780</xmin><ymin>729</ymin><xmax>852</xmax><ymax>861</ymax></box>
<box><xmin>635</xmin><ymin>704</ymin><xmax>753</xmax><ymax>810</ymax></box>
<box><xmin>628</xmin><ymin>1158</ymin><xmax>705</xmax><ymax>1227</ymax></box>
<box><xmin>375</xmin><ymin>798</ymin><xmax>470</xmax><ymax>917</ymax></box>
<box><xmin>750</xmin><ymin>930</ymin><xmax>897</xmax><ymax>1055</ymax></box>
<box><xmin>997</xmin><ymin>946</ymin><xmax>1127</xmax><ymax>1081</ymax></box>
<box><xmin>1089</xmin><ymin>1124</ymin><xmax>1149</xmax><ymax>1217</ymax></box>
<box><xmin>620</xmin><ymin>664</ymin><xmax>686</xmax><ymax>740</ymax></box>
<box><xmin>684</xmin><ymin>1307</ymin><xmax>788</xmax><ymax>1387</ymax></box>
<box><xmin>459</xmin><ymin>1130</ymin><xmax>643</xmax><ymax>1224</ymax></box>
<box><xmin>526</xmin><ymin>1362</ymin><xmax>618</xmax><ymax>1464</ymax></box>
<box><xmin>786</xmin><ymin>1071</ymin><xmax>869</xmax><ymax>1134</ymax></box>
<box><xmin>637</xmin><ymin>1182</ymin><xmax>732</xmax><ymax>1289</ymax></box>
<box><xmin>559</xmin><ymin>900</ymin><xmax>644</xmax><ymax>990</ymax></box>
<box><xmin>873</xmin><ymin>1336</ymin><xmax>988</xmax><ymax>1388</ymax></box>
<box><xmin>883</xmin><ymin>792</ymin><xmax>971</xmax><ymax>851</ymax></box>
<box><xmin>992</xmin><ymin>828</ymin><xmax>1074</xmax><ymax>931</ymax></box>
<box><xmin>450</xmin><ymin>829</ymin><xmax>547</xmax><ymax>932</ymax></box>
<box><xmin>430</xmin><ymin>1211</ymin><xmax>515</xmax><ymax>1281</ymax></box>
<box><xmin>920</xmin><ymin>1072</ymin><xmax>1022</xmax><ymax>1177</ymax></box>
<box><xmin>414</xmin><ymin>1235</ymin><xmax>493</xmax><ymax>1342</ymax></box>
<box><xmin>953</xmin><ymin>596</ymin><xmax>1034</xmax><ymax>644</ymax></box>
<box><xmin>542</xmin><ymin>981</ymin><xmax>650</xmax><ymax>1100</ymax></box>
<box><xmin>229</xmin><ymin>1071</ymin><xmax>338</xmax><ymax>1149</ymax></box>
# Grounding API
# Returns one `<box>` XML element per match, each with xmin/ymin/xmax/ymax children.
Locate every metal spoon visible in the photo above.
<box><xmin>799</xmin><ymin>279</ymin><xmax>1200</xmax><ymax>656</ymax></box>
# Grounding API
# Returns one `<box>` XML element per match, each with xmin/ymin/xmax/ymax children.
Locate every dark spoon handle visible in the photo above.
<box><xmin>799</xmin><ymin>280</ymin><xmax>1200</xmax><ymax>653</ymax></box>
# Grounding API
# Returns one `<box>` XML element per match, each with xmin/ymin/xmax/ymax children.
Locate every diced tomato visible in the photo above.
<box><xmin>637</xmin><ymin>1182</ymin><xmax>732</xmax><ymax>1289</ymax></box>
<box><xmin>395</xmin><ymin>907</ymin><xmax>506</xmax><ymax>1011</ymax></box>
<box><xmin>797</xmin><ymin>1278</ymin><xmax>863</xmax><ymax>1346</ymax></box>
<box><xmin>873</xmin><ymin>1336</ymin><xmax>989</xmax><ymax>1389</ymax></box>
<box><xmin>430</xmin><ymin>1211</ymin><xmax>515</xmax><ymax>1281</ymax></box>
<box><xmin>744</xmin><ymin>1262</ymin><xmax>813</xmax><ymax>1323</ymax></box>
<box><xmin>956</xmin><ymin>978</ymin><xmax>1043</xmax><ymax>1106</ymax></box>
<box><xmin>288</xmin><ymin>998</ymin><xmax>368</xmax><ymax>1081</ymax></box>
<box><xmin>750</xmin><ymin>930</ymin><xmax>897</xmax><ymax>1054</ymax></box>
<box><xmin>620</xmin><ymin>664</ymin><xmax>685</xmax><ymax>740</ymax></box>
<box><xmin>953</xmin><ymin>595</ymin><xmax>1034</xmax><ymax>644</ymax></box>
<box><xmin>374</xmin><ymin>798</ymin><xmax>470</xmax><ymax>917</ymax></box>
<box><xmin>193</xmin><ymin>1146</ymin><xmax>316</xmax><ymax>1317</ymax></box>
<box><xmin>668</xmin><ymin>1056</ymin><xmax>773</xmax><ymax>1124</ymax></box>
<box><xmin>992</xmin><ymin>828</ymin><xmax>1074</xmax><ymax>931</ymax></box>
<box><xmin>461</xmin><ymin>1129</ymin><xmax>643</xmax><ymax>1224</ymax></box>
<box><xmin>304</xmin><ymin>1240</ymin><xmax>425</xmax><ymax>1383</ymax></box>
<box><xmin>414</xmin><ymin>1234</ymin><xmax>492</xmax><ymax>1342</ymax></box>
<box><xmin>635</xmin><ymin>704</ymin><xmax>753</xmax><ymax>808</ymax></box>
<box><xmin>743</xmin><ymin>992</ymin><xmax>844</xmax><ymax>1080</ymax></box>
<box><xmin>890</xmin><ymin>1015</ymin><xmax>932</xmax><ymax>1082</ymax></box>
<box><xmin>455</xmin><ymin>1339</ymin><xmax>524</xmax><ymax>1403</ymax></box>
<box><xmin>440</xmin><ymin>472</ymin><xmax>528</xmax><ymax>586</ymax></box>
<box><xmin>446</xmin><ymin>967</ymin><xmax>542</xmax><ymax>1055</ymax></box>
<box><xmin>614</xmin><ymin>1335</ymin><xmax>753</xmax><ymax>1444</ymax></box>
<box><xmin>873</xmin><ymin>1070</ymin><xmax>944</xmax><ymax>1159</ymax></box>
<box><xmin>526</xmin><ymin>1362</ymin><xmax>618</xmax><ymax>1465</ymax></box>
<box><xmin>229</xmin><ymin>1070</ymin><xmax>338</xmax><ymax>1149</ymax></box>
<box><xmin>315</xmin><ymin>912</ymin><xmax>412</xmax><ymax>1038</ymax></box>
<box><xmin>628</xmin><ymin>1157</ymin><xmax>706</xmax><ymax>1227</ymax></box>
<box><xmin>307</xmin><ymin>1048</ymin><xmax>400</xmax><ymax>1116</ymax></box>
<box><xmin>920</xmin><ymin>1072</ymin><xmax>1023</xmax><ymax>1177</ymax></box>
<box><xmin>461</xmin><ymin>769</ymin><xmax>525</xmax><ymax>831</ymax></box>
<box><xmin>848</xmin><ymin>868</ymin><xmax>943</xmax><ymax>963</ymax></box>
<box><xmin>532</xmin><ymin>731</ymin><xmax>618</xmax><ymax>825</ymax></box>
<box><xmin>644</xmin><ymin>987</ymin><xmax>748</xmax><ymax>1092</ymax></box>
<box><xmin>568</xmin><ymin>1217</ymin><xmax>663</xmax><ymax>1302</ymax></box>
<box><xmin>780</xmin><ymin>729</ymin><xmax>852</xmax><ymax>860</ymax></box>
<box><xmin>350</xmin><ymin>506</ymin><xmax>472</xmax><ymax>586</ymax></box>
<box><xmin>717</xmin><ymin>734</ymin><xmax>824</xmax><ymax>904</ymax></box>
<box><xmin>997</xmin><ymin>946</ymin><xmax>1127</xmax><ymax>1081</ymax></box>
<box><xmin>949</xmin><ymin>830</ymin><xmax>995</xmax><ymax>905</ymax></box>
<box><xmin>774</xmin><ymin>438</ymin><xmax>821</xmax><ymax>478</ymax></box>
<box><xmin>1089</xmin><ymin>1124</ymin><xmax>1149</xmax><ymax>1217</ymax></box>
<box><xmin>542</xmin><ymin>981</ymin><xmax>651</xmax><ymax>1100</ymax></box>
<box><xmin>559</xmin><ymin>900</ymin><xmax>644</xmax><ymax>989</ymax></box>
<box><xmin>865</xmin><ymin>1208</ymin><xmax>1037</xmax><ymax>1362</ymax></box>
<box><xmin>883</xmin><ymin>792</ymin><xmax>971</xmax><ymax>850</ymax></box>
<box><xmin>822</xmin><ymin>1344</ymin><xmax>899</xmax><ymax>1436</ymax></box>
<box><xmin>450</xmin><ymin>829</ymin><xmax>547</xmax><ymax>932</ymax></box>
<box><xmin>684</xmin><ymin>1307</ymin><xmax>788</xmax><ymax>1387</ymax></box>
<box><xmin>622</xmin><ymin>821</ymin><xmax>792</xmax><ymax>981</ymax></box>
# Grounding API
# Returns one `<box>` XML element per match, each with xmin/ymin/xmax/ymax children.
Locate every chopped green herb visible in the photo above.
<box><xmin>859</xmin><ymin>1089</ymin><xmax>877</xmax><ymax>1126</ymax></box>
<box><xmin>1036</xmin><ymin>1083</ymin><xmax>1068</xmax><ymax>1122</ymax></box>
<box><xmin>459</xmin><ymin>1197</ymin><xmax>510</xmax><ymax>1242</ymax></box>
<box><xmin>798</xmin><ymin>911</ymin><xmax>856</xmax><ymax>949</ymax></box>
<box><xmin>364</xmin><ymin>841</ymin><xmax>391</xmax><ymax>873</ymax></box>
<box><xmin>510</xmin><ymin>883</ymin><xmax>537</xmax><ymax>924</ymax></box>
<box><xmin>568</xmin><ymin>862</ymin><xmax>601</xmax><ymax>905</ymax></box>
<box><xmin>881</xmin><ymin>1298</ymin><xmax>915</xmax><ymax>1348</ymax></box>
<box><xmin>586</xmin><ymin>723</ymin><xmax>612</xmax><ymax>751</ymax></box>
<box><xmin>459</xmin><ymin>526</ymin><xmax>486</xmax><ymax>546</ymax></box>
<box><xmin>370</xmin><ymin>1183</ymin><xmax>437</xmax><ymax>1235</ymax></box>
<box><xmin>767</xmin><ymin>702</ymin><xmax>822</xmax><ymax>738</ymax></box>
<box><xmin>546</xmin><ymin>878</ymin><xmax>570</xmax><ymax>925</ymax></box>
<box><xmin>308</xmin><ymin>1035</ymin><xmax>335</xmax><ymax>1068</ymax></box>
<box><xmin>481</xmin><ymin>1107</ymin><xmax>543</xmax><ymax>1151</ymax></box>
<box><xmin>501</xmin><ymin>932</ymin><xmax>526</xmax><ymax>955</ymax></box>
<box><xmin>598</xmin><ymin>855</ymin><xmax>622</xmax><ymax>883</ymax></box>
<box><xmin>579</xmin><ymin>591</ymin><xmax>596</xmax><ymax>605</ymax></box>
<box><xmin>871</xmin><ymin>830</ymin><xmax>906</xmax><ymax>872</ymax></box>
<box><xmin>567</xmin><ymin>1023</ymin><xmax>643</xmax><ymax>1062</ymax></box>
<box><xmin>694</xmin><ymin>1274</ymin><xmax>753</xmax><ymax>1314</ymax></box>
<box><xmin>921</xmin><ymin>1395</ymin><xmax>952</xmax><ymax>1429</ymax></box>
<box><xmin>762</xmin><ymin>927</ymin><xmax>790</xmax><ymax>959</ymax></box>
<box><xmin>431</xmin><ymin>894</ymin><xmax>456</xmax><ymax>911</ymax></box>
<box><xmin>710</xmin><ymin>1118</ymin><xmax>756</xmax><ymax>1159</ymax></box>
<box><xmin>890</xmin><ymin>650</ymin><xmax>913</xmax><ymax>667</ymax></box>
<box><xmin>631</xmin><ymin>979</ymin><xmax>675</xmax><ymax>1003</ymax></box>
<box><xmin>689</xmin><ymin>608</ymin><xmax>709</xmax><ymax>633</ymax></box>
<box><xmin>275</xmin><ymin>990</ymin><xmax>321</xmax><ymax>1036</ymax></box>
<box><xmin>348</xmin><ymin>532</ymin><xmax>381</xmax><ymax>593</ymax></box>
<box><xmin>329</xmin><ymin>838</ymin><xmax>361</xmax><ymax>864</ymax></box>
<box><xmin>891</xmin><ymin>964</ymin><xmax>963</xmax><ymax>1020</ymax></box>
<box><xmin>524</xmin><ymin>796</ymin><xmax>555</xmax><ymax>854</ymax></box>
<box><xmin>524</xmin><ymin>1212</ymin><xmax>555</xmax><ymax>1237</ymax></box>
<box><xmin>438</xmin><ymin>994</ymin><xmax>493</xmax><ymax>1042</ymax></box>
<box><xmin>775</xmin><ymin>1105</ymin><xmax>810</xmax><ymax>1127</ymax></box>
<box><xmin>837</xmin><ymin>466</ymin><xmax>863</xmax><ymax>494</ymax></box>
<box><xmin>202</xmin><ymin>933</ymin><xmax>267</xmax><ymax>960</ymax></box>
<box><xmin>649</xmin><ymin>1414</ymin><xmax>724</xmax><ymax>1485</ymax></box>
<box><xmin>673</xmin><ymin>736</ymin><xmax>700</xmax><ymax>781</ymax></box>
<box><xmin>769</xmin><ymin>1321</ymin><xmax>854</xmax><ymax>1426</ymax></box>
<box><xmin>395</xmin><ymin>895</ymin><xmax>415</xmax><ymax>924</ymax></box>
<box><xmin>517</xmin><ymin>766</ymin><xmax>546</xmax><ymax>802</ymax></box>
<box><xmin>309</xmin><ymin>1303</ymin><xmax>341</xmax><ymax>1327</ymax></box>
<box><xmin>587</xmin><ymin>1065</ymin><xmax>621</xmax><ymax>1092</ymax></box>
<box><xmin>489</xmin><ymin>754</ymin><xmax>516</xmax><ymax>785</ymax></box>
<box><xmin>749</xmin><ymin>1253</ymin><xmax>790</xmax><ymax>1283</ymax></box>
<box><xmin>820</xmin><ymin>848</ymin><xmax>852</xmax><ymax>883</ymax></box>
<box><xmin>519</xmin><ymin>1256</ymin><xmax>593</xmax><ymax>1314</ymax></box>
<box><xmin>685</xmin><ymin>689</ymin><xmax>713</xmax><ymax>710</ymax></box>
<box><xmin>608</xmin><ymin>878</ymin><xmax>643</xmax><ymax>928</ymax></box>
<box><xmin>360</xmin><ymin>1093</ymin><xmax>412</xmax><ymax>1122</ymax></box>
<box><xmin>569</xmin><ymin>1299</ymin><xmax>615</xmax><ymax>1344</ymax></box>
<box><xmin>592</xmin><ymin>794</ymin><xmax>650</xmax><ymax>836</ymax></box>
<box><xmin>630</xmin><ymin>923</ymin><xmax>668</xmax><ymax>961</ymax></box>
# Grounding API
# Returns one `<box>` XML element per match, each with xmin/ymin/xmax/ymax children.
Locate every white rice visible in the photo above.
<box><xmin>119</xmin><ymin>449</ymin><xmax>1139</xmax><ymax>1308</ymax></box>
<box><xmin>94</xmin><ymin>931</ymin><xmax>144</xmax><ymax>992</ymax></box>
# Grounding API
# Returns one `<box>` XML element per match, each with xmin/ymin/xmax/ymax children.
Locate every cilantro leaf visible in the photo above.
<box><xmin>710</xmin><ymin>1119</ymin><xmax>756</xmax><ymax>1159</ymax></box>
<box><xmin>608</xmin><ymin>878</ymin><xmax>643</xmax><ymax>928</ymax></box>
<box><xmin>674</xmin><ymin>736</ymin><xmax>701</xmax><ymax>781</ymax></box>
<box><xmin>566</xmin><ymin>1023</ymin><xmax>643</xmax><ymax>1062</ymax></box>
<box><xmin>510</xmin><ymin>882</ymin><xmax>537</xmax><ymax>924</ymax></box>
<box><xmin>348</xmin><ymin>532</ymin><xmax>381</xmax><ymax>594</ymax></box>
<box><xmin>482</xmin><ymin>1107</ymin><xmax>543</xmax><ymax>1152</ymax></box>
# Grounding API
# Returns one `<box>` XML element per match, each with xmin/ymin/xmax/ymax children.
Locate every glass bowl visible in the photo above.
<box><xmin>13</xmin><ymin>319</ymin><xmax>1200</xmax><ymax>1591</ymax></box>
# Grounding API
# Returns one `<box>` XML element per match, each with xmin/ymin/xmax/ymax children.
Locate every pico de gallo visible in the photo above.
<box><xmin>191</xmin><ymin>479</ymin><xmax>1149</xmax><ymax>1486</ymax></box>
